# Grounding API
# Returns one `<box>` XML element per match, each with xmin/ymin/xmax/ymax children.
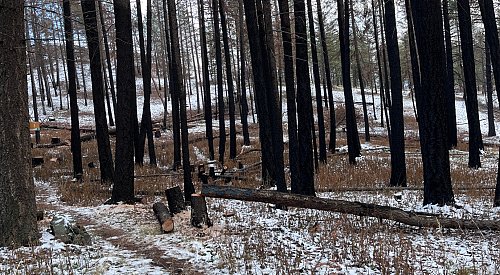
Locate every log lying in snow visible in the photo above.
<box><xmin>317</xmin><ymin>185</ymin><xmax>497</xmax><ymax>193</ymax></box>
<box><xmin>153</xmin><ymin>202</ymin><xmax>174</xmax><ymax>233</ymax></box>
<box><xmin>201</xmin><ymin>185</ymin><xmax>500</xmax><ymax>231</ymax></box>
<box><xmin>165</xmin><ymin>186</ymin><xmax>186</xmax><ymax>214</ymax></box>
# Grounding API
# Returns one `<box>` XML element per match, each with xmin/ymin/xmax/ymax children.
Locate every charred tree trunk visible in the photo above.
<box><xmin>384</xmin><ymin>0</ymin><xmax>406</xmax><ymax>187</ymax></box>
<box><xmin>486</xmin><ymin>42</ymin><xmax>496</xmax><ymax>137</ymax></box>
<box><xmin>198</xmin><ymin>0</ymin><xmax>215</xmax><ymax>160</ymax></box>
<box><xmin>81</xmin><ymin>0</ymin><xmax>114</xmax><ymax>183</ymax></box>
<box><xmin>168</xmin><ymin>0</ymin><xmax>196</xmax><ymax>203</ymax></box>
<box><xmin>337</xmin><ymin>0</ymin><xmax>361</xmax><ymax>164</ymax></box>
<box><xmin>278</xmin><ymin>0</ymin><xmax>300</xmax><ymax>188</ymax></box>
<box><xmin>239</xmin><ymin>0</ymin><xmax>251</xmax><ymax>146</ymax></box>
<box><xmin>443</xmin><ymin>0</ymin><xmax>458</xmax><ymax>148</ymax></box>
<box><xmin>212</xmin><ymin>0</ymin><xmax>226</xmax><ymax>164</ymax></box>
<box><xmin>411</xmin><ymin>0</ymin><xmax>455</xmax><ymax>205</ymax></box>
<box><xmin>219</xmin><ymin>0</ymin><xmax>237</xmax><ymax>160</ymax></box>
<box><xmin>350</xmin><ymin>0</ymin><xmax>370</xmax><ymax>143</ymax></box>
<box><xmin>111</xmin><ymin>0</ymin><xmax>137</xmax><ymax>203</ymax></box>
<box><xmin>457</xmin><ymin>0</ymin><xmax>483</xmax><ymax>169</ymax></box>
<box><xmin>64</xmin><ymin>0</ymin><xmax>83</xmax><ymax>179</ymax></box>
<box><xmin>98</xmin><ymin>0</ymin><xmax>117</xmax><ymax>115</ymax></box>
<box><xmin>317</xmin><ymin>0</ymin><xmax>336</xmax><ymax>152</ymax></box>
<box><xmin>307</xmin><ymin>0</ymin><xmax>327</xmax><ymax>163</ymax></box>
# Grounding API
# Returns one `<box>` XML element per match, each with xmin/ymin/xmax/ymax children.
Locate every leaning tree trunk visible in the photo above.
<box><xmin>0</xmin><ymin>0</ymin><xmax>38</xmax><ymax>246</ymax></box>
<box><xmin>63</xmin><ymin>0</ymin><xmax>83</xmax><ymax>179</ymax></box>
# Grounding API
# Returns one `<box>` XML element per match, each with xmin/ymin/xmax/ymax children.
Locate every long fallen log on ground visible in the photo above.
<box><xmin>201</xmin><ymin>185</ymin><xmax>500</xmax><ymax>231</ymax></box>
<box><xmin>317</xmin><ymin>185</ymin><xmax>497</xmax><ymax>193</ymax></box>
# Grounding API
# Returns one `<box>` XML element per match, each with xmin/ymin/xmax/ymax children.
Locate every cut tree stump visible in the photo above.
<box><xmin>51</xmin><ymin>137</ymin><xmax>61</xmax><ymax>144</ymax></box>
<box><xmin>201</xmin><ymin>185</ymin><xmax>500</xmax><ymax>231</ymax></box>
<box><xmin>32</xmin><ymin>156</ymin><xmax>44</xmax><ymax>167</ymax></box>
<box><xmin>165</xmin><ymin>186</ymin><xmax>186</xmax><ymax>214</ymax></box>
<box><xmin>190</xmin><ymin>194</ymin><xmax>212</xmax><ymax>228</ymax></box>
<box><xmin>153</xmin><ymin>202</ymin><xmax>174</xmax><ymax>233</ymax></box>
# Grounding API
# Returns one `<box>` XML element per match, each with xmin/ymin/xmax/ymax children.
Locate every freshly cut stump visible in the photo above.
<box><xmin>190</xmin><ymin>194</ymin><xmax>212</xmax><ymax>228</ymax></box>
<box><xmin>153</xmin><ymin>202</ymin><xmax>174</xmax><ymax>233</ymax></box>
<box><xmin>165</xmin><ymin>186</ymin><xmax>186</xmax><ymax>214</ymax></box>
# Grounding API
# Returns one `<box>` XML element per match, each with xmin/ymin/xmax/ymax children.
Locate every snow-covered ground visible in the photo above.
<box><xmin>11</xmin><ymin>68</ymin><xmax>500</xmax><ymax>274</ymax></box>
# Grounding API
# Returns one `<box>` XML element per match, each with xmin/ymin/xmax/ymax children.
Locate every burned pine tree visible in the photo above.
<box><xmin>81</xmin><ymin>0</ymin><xmax>114</xmax><ymax>183</ymax></box>
<box><xmin>411</xmin><ymin>0</ymin><xmax>455</xmax><ymax>205</ymax></box>
<box><xmin>63</xmin><ymin>0</ymin><xmax>83</xmax><ymax>179</ymax></box>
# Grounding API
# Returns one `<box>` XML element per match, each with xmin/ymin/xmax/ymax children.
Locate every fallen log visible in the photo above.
<box><xmin>201</xmin><ymin>185</ymin><xmax>500</xmax><ymax>231</ymax></box>
<box><xmin>316</xmin><ymin>185</ymin><xmax>497</xmax><ymax>193</ymax></box>
<box><xmin>152</xmin><ymin>202</ymin><xmax>174</xmax><ymax>233</ymax></box>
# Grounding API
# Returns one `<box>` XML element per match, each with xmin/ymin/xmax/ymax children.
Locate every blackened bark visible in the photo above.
<box><xmin>486</xmin><ymin>42</ymin><xmax>496</xmax><ymax>137</ymax></box>
<box><xmin>212</xmin><ymin>0</ymin><xmax>226</xmax><ymax>164</ymax></box>
<box><xmin>457</xmin><ymin>0</ymin><xmax>483</xmax><ymax>169</ymax></box>
<box><xmin>443</xmin><ymin>0</ymin><xmax>457</xmax><ymax>148</ymax></box>
<box><xmin>243</xmin><ymin>0</ymin><xmax>286</xmax><ymax>192</ymax></box>
<box><xmin>307</xmin><ymin>0</ymin><xmax>327</xmax><ymax>163</ymax></box>
<box><xmin>81</xmin><ymin>0</ymin><xmax>114</xmax><ymax>183</ymax></box>
<box><xmin>411</xmin><ymin>0</ymin><xmax>454</xmax><ymax>205</ymax></box>
<box><xmin>198</xmin><ymin>0</ymin><xmax>215</xmax><ymax>159</ymax></box>
<box><xmin>219</xmin><ymin>0</ymin><xmax>237</xmax><ymax>159</ymax></box>
<box><xmin>239</xmin><ymin>0</ymin><xmax>251</xmax><ymax>146</ymax></box>
<box><xmin>294</xmin><ymin>0</ymin><xmax>315</xmax><ymax>195</ymax></box>
<box><xmin>168</xmin><ymin>0</ymin><xmax>195</xmax><ymax>202</ymax></box>
<box><xmin>317</xmin><ymin>0</ymin><xmax>336</xmax><ymax>152</ymax></box>
<box><xmin>98</xmin><ymin>1</ymin><xmax>117</xmax><ymax>114</ymax></box>
<box><xmin>384</xmin><ymin>0</ymin><xmax>406</xmax><ymax>187</ymax></box>
<box><xmin>64</xmin><ymin>0</ymin><xmax>83</xmax><ymax>179</ymax></box>
<box><xmin>278</xmin><ymin>0</ymin><xmax>300</xmax><ymax>188</ymax></box>
<box><xmin>337</xmin><ymin>0</ymin><xmax>361</xmax><ymax>164</ymax></box>
<box><xmin>0</xmin><ymin>0</ymin><xmax>38</xmax><ymax>246</ymax></box>
<box><xmin>112</xmin><ymin>0</ymin><xmax>137</xmax><ymax>202</ymax></box>
<box><xmin>479</xmin><ymin>0</ymin><xmax>500</xmax><ymax>109</ymax></box>
<box><xmin>350</xmin><ymin>0</ymin><xmax>370</xmax><ymax>142</ymax></box>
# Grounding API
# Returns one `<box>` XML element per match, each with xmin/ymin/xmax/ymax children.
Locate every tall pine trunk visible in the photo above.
<box><xmin>81</xmin><ymin>0</ymin><xmax>114</xmax><ymax>183</ymax></box>
<box><xmin>443</xmin><ymin>0</ymin><xmax>458</xmax><ymax>148</ymax></box>
<box><xmin>384</xmin><ymin>0</ymin><xmax>406</xmax><ymax>187</ymax></box>
<box><xmin>457</xmin><ymin>0</ymin><xmax>483</xmax><ymax>169</ymax></box>
<box><xmin>64</xmin><ymin>0</ymin><xmax>83</xmax><ymax>179</ymax></box>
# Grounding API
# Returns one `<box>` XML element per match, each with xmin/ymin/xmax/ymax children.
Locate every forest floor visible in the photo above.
<box><xmin>2</xmin><ymin>82</ymin><xmax>500</xmax><ymax>274</ymax></box>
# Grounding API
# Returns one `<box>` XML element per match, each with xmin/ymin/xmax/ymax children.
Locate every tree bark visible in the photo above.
<box><xmin>485</xmin><ymin>41</ymin><xmax>496</xmax><ymax>137</ymax></box>
<box><xmin>238</xmin><ymin>0</ymin><xmax>251</xmax><ymax>146</ymax></box>
<box><xmin>443</xmin><ymin>0</ymin><xmax>458</xmax><ymax>149</ymax></box>
<box><xmin>153</xmin><ymin>202</ymin><xmax>174</xmax><ymax>233</ymax></box>
<box><xmin>64</xmin><ymin>0</ymin><xmax>83</xmax><ymax>179</ymax></box>
<box><xmin>411</xmin><ymin>0</ymin><xmax>455</xmax><ymax>205</ymax></box>
<box><xmin>198</xmin><ymin>0</ymin><xmax>215</xmax><ymax>160</ymax></box>
<box><xmin>0</xmin><ymin>0</ymin><xmax>38</xmax><ymax>246</ymax></box>
<box><xmin>201</xmin><ymin>185</ymin><xmax>500</xmax><ymax>231</ymax></box>
<box><xmin>317</xmin><ymin>0</ymin><xmax>336</xmax><ymax>152</ymax></box>
<box><xmin>212</xmin><ymin>0</ymin><xmax>226</xmax><ymax>164</ymax></box>
<box><xmin>111</xmin><ymin>0</ymin><xmax>137</xmax><ymax>202</ymax></box>
<box><xmin>457</xmin><ymin>0</ymin><xmax>483</xmax><ymax>169</ymax></box>
<box><xmin>81</xmin><ymin>0</ymin><xmax>115</xmax><ymax>183</ymax></box>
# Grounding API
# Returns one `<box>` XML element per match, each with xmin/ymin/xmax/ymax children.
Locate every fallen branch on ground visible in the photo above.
<box><xmin>201</xmin><ymin>185</ymin><xmax>500</xmax><ymax>231</ymax></box>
